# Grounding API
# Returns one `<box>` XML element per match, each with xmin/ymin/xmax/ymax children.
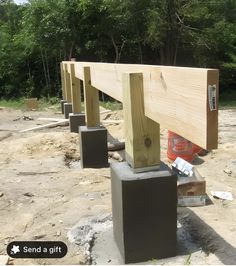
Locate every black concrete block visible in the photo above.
<box><xmin>60</xmin><ymin>100</ymin><xmax>67</xmax><ymax>114</ymax></box>
<box><xmin>79</xmin><ymin>126</ymin><xmax>109</xmax><ymax>168</ymax></box>
<box><xmin>69</xmin><ymin>113</ymin><xmax>86</xmax><ymax>133</ymax></box>
<box><xmin>64</xmin><ymin>103</ymin><xmax>73</xmax><ymax>119</ymax></box>
<box><xmin>111</xmin><ymin>162</ymin><xmax>177</xmax><ymax>264</ymax></box>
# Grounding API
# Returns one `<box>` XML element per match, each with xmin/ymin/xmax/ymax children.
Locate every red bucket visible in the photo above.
<box><xmin>193</xmin><ymin>144</ymin><xmax>203</xmax><ymax>154</ymax></box>
<box><xmin>167</xmin><ymin>131</ymin><xmax>195</xmax><ymax>162</ymax></box>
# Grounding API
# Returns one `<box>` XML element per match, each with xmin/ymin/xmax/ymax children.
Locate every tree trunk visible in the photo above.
<box><xmin>44</xmin><ymin>50</ymin><xmax>51</xmax><ymax>96</ymax></box>
<box><xmin>111</xmin><ymin>35</ymin><xmax>119</xmax><ymax>63</ymax></box>
<box><xmin>138</xmin><ymin>40</ymin><xmax>143</xmax><ymax>64</ymax></box>
<box><xmin>69</xmin><ymin>41</ymin><xmax>74</xmax><ymax>60</ymax></box>
<box><xmin>40</xmin><ymin>47</ymin><xmax>49</xmax><ymax>91</ymax></box>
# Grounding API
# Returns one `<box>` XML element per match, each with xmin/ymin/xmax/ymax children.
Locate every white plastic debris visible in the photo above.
<box><xmin>172</xmin><ymin>157</ymin><xmax>194</xmax><ymax>176</ymax></box>
<box><xmin>211</xmin><ymin>191</ymin><xmax>233</xmax><ymax>201</ymax></box>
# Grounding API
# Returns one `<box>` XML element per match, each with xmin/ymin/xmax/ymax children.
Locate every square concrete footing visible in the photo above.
<box><xmin>111</xmin><ymin>162</ymin><xmax>177</xmax><ymax>264</ymax></box>
<box><xmin>60</xmin><ymin>100</ymin><xmax>67</xmax><ymax>114</ymax></box>
<box><xmin>69</xmin><ymin>113</ymin><xmax>86</xmax><ymax>133</ymax></box>
<box><xmin>64</xmin><ymin>103</ymin><xmax>73</xmax><ymax>119</ymax></box>
<box><xmin>79</xmin><ymin>126</ymin><xmax>109</xmax><ymax>168</ymax></box>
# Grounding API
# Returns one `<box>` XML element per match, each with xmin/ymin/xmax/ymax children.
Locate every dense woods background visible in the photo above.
<box><xmin>0</xmin><ymin>0</ymin><xmax>235</xmax><ymax>99</ymax></box>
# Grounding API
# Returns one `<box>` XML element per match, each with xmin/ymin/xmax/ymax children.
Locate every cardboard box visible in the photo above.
<box><xmin>177</xmin><ymin>168</ymin><xmax>206</xmax><ymax>197</ymax></box>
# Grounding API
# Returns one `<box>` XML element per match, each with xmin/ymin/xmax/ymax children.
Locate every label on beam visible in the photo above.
<box><xmin>208</xmin><ymin>85</ymin><xmax>217</xmax><ymax>111</ymax></box>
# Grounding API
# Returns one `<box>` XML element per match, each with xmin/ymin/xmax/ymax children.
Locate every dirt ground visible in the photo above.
<box><xmin>0</xmin><ymin>106</ymin><xmax>236</xmax><ymax>265</ymax></box>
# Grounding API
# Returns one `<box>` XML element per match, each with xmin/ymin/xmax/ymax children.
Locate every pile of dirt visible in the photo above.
<box><xmin>19</xmin><ymin>132</ymin><xmax>80</xmax><ymax>159</ymax></box>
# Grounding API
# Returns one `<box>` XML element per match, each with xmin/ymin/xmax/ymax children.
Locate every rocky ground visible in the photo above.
<box><xmin>0</xmin><ymin>106</ymin><xmax>235</xmax><ymax>265</ymax></box>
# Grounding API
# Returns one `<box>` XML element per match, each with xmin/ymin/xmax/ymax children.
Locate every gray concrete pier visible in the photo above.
<box><xmin>111</xmin><ymin>162</ymin><xmax>177</xmax><ymax>264</ymax></box>
<box><xmin>79</xmin><ymin>126</ymin><xmax>109</xmax><ymax>168</ymax></box>
<box><xmin>69</xmin><ymin>113</ymin><xmax>86</xmax><ymax>133</ymax></box>
<box><xmin>64</xmin><ymin>103</ymin><xmax>73</xmax><ymax>119</ymax></box>
<box><xmin>60</xmin><ymin>99</ymin><xmax>67</xmax><ymax>114</ymax></box>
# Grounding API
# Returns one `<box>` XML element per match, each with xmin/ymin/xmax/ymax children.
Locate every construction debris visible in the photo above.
<box><xmin>13</xmin><ymin>115</ymin><xmax>34</xmax><ymax>121</ymax></box>
<box><xmin>223</xmin><ymin>169</ymin><xmax>232</xmax><ymax>176</ymax></box>
<box><xmin>67</xmin><ymin>214</ymin><xmax>112</xmax><ymax>264</ymax></box>
<box><xmin>108</xmin><ymin>141</ymin><xmax>125</xmax><ymax>151</ymax></box>
<box><xmin>20</xmin><ymin>120</ymin><xmax>69</xmax><ymax>133</ymax></box>
<box><xmin>211</xmin><ymin>191</ymin><xmax>233</xmax><ymax>201</ymax></box>
<box><xmin>172</xmin><ymin>157</ymin><xmax>206</xmax><ymax>206</ymax></box>
<box><xmin>23</xmin><ymin>192</ymin><xmax>34</xmax><ymax>197</ymax></box>
<box><xmin>108</xmin><ymin>152</ymin><xmax>124</xmax><ymax>162</ymax></box>
<box><xmin>38</xmin><ymin>117</ymin><xmax>68</xmax><ymax>122</ymax></box>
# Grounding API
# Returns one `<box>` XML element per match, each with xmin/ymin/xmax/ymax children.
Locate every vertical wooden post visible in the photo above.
<box><xmin>60</xmin><ymin>62</ymin><xmax>66</xmax><ymax>100</ymax></box>
<box><xmin>122</xmin><ymin>72</ymin><xmax>160</xmax><ymax>172</ymax></box>
<box><xmin>64</xmin><ymin>64</ymin><xmax>72</xmax><ymax>102</ymax></box>
<box><xmin>70</xmin><ymin>63</ymin><xmax>82</xmax><ymax>113</ymax></box>
<box><xmin>83</xmin><ymin>67</ymin><xmax>100</xmax><ymax>127</ymax></box>
<box><xmin>62</xmin><ymin>63</ymin><xmax>68</xmax><ymax>101</ymax></box>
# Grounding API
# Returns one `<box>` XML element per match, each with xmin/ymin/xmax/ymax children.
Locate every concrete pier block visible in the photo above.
<box><xmin>79</xmin><ymin>126</ymin><xmax>109</xmax><ymax>168</ymax></box>
<box><xmin>111</xmin><ymin>162</ymin><xmax>177</xmax><ymax>264</ymax></box>
<box><xmin>64</xmin><ymin>103</ymin><xmax>73</xmax><ymax>119</ymax></box>
<box><xmin>60</xmin><ymin>100</ymin><xmax>67</xmax><ymax>114</ymax></box>
<box><xmin>69</xmin><ymin>113</ymin><xmax>86</xmax><ymax>133</ymax></box>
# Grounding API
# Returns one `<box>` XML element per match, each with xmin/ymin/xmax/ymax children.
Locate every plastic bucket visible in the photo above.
<box><xmin>167</xmin><ymin>131</ymin><xmax>195</xmax><ymax>162</ymax></box>
<box><xmin>193</xmin><ymin>144</ymin><xmax>203</xmax><ymax>154</ymax></box>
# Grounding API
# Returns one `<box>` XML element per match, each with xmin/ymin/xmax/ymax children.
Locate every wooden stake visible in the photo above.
<box><xmin>83</xmin><ymin>66</ymin><xmax>100</xmax><ymax>127</ymax></box>
<box><xmin>122</xmin><ymin>73</ymin><xmax>160</xmax><ymax>172</ymax></box>
<box><xmin>70</xmin><ymin>63</ymin><xmax>82</xmax><ymax>113</ymax></box>
<box><xmin>60</xmin><ymin>62</ymin><xmax>66</xmax><ymax>100</ymax></box>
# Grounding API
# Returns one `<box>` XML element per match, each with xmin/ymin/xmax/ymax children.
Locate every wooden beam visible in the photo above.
<box><xmin>60</xmin><ymin>62</ymin><xmax>66</xmax><ymax>100</ymax></box>
<box><xmin>83</xmin><ymin>66</ymin><xmax>100</xmax><ymax>127</ymax></box>
<box><xmin>123</xmin><ymin>73</ymin><xmax>160</xmax><ymax>171</ymax></box>
<box><xmin>64</xmin><ymin>63</ymin><xmax>72</xmax><ymax>102</ymax></box>
<box><xmin>70</xmin><ymin>63</ymin><xmax>82</xmax><ymax>113</ymax></box>
<box><xmin>62</xmin><ymin>61</ymin><xmax>219</xmax><ymax>149</ymax></box>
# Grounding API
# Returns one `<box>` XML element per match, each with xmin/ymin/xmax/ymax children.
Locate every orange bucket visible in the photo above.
<box><xmin>193</xmin><ymin>144</ymin><xmax>203</xmax><ymax>154</ymax></box>
<box><xmin>167</xmin><ymin>131</ymin><xmax>195</xmax><ymax>162</ymax></box>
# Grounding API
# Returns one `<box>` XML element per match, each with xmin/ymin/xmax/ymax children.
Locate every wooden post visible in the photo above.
<box><xmin>60</xmin><ymin>62</ymin><xmax>66</xmax><ymax>100</ymax></box>
<box><xmin>122</xmin><ymin>72</ymin><xmax>160</xmax><ymax>172</ymax></box>
<box><xmin>83</xmin><ymin>66</ymin><xmax>100</xmax><ymax>127</ymax></box>
<box><xmin>70</xmin><ymin>64</ymin><xmax>82</xmax><ymax>113</ymax></box>
<box><xmin>64</xmin><ymin>64</ymin><xmax>72</xmax><ymax>102</ymax></box>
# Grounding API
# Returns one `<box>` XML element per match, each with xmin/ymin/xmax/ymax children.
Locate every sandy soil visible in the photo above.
<box><xmin>0</xmin><ymin>106</ymin><xmax>235</xmax><ymax>265</ymax></box>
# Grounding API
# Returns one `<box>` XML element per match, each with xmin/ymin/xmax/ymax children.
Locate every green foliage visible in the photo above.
<box><xmin>0</xmin><ymin>97</ymin><xmax>61</xmax><ymax>110</ymax></box>
<box><xmin>0</xmin><ymin>98</ymin><xmax>25</xmax><ymax>109</ymax></box>
<box><xmin>100</xmin><ymin>100</ymin><xmax>123</xmax><ymax>111</ymax></box>
<box><xmin>0</xmin><ymin>0</ymin><xmax>235</xmax><ymax>101</ymax></box>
